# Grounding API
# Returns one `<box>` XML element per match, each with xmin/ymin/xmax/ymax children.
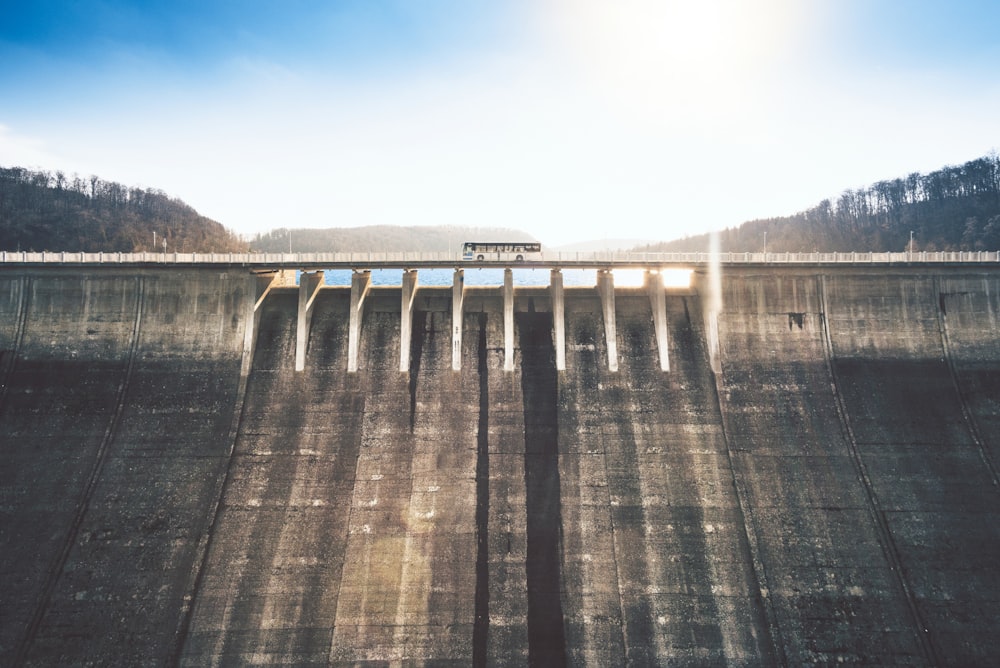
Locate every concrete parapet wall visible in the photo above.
<box><xmin>0</xmin><ymin>265</ymin><xmax>998</xmax><ymax>665</ymax></box>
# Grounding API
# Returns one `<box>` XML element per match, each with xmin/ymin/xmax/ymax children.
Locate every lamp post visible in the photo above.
<box><xmin>910</xmin><ymin>230</ymin><xmax>914</xmax><ymax>255</ymax></box>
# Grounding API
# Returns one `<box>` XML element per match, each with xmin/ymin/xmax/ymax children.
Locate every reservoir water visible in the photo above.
<box><xmin>319</xmin><ymin>267</ymin><xmax>604</xmax><ymax>287</ymax></box>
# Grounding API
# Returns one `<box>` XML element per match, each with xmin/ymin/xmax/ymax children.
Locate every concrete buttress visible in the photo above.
<box><xmin>296</xmin><ymin>270</ymin><xmax>324</xmax><ymax>371</ymax></box>
<box><xmin>646</xmin><ymin>270</ymin><xmax>670</xmax><ymax>371</ymax></box>
<box><xmin>596</xmin><ymin>269</ymin><xmax>618</xmax><ymax>371</ymax></box>
<box><xmin>550</xmin><ymin>269</ymin><xmax>566</xmax><ymax>371</ymax></box>
<box><xmin>399</xmin><ymin>269</ymin><xmax>418</xmax><ymax>372</ymax></box>
<box><xmin>348</xmin><ymin>270</ymin><xmax>371</xmax><ymax>373</ymax></box>
<box><xmin>452</xmin><ymin>269</ymin><xmax>464</xmax><ymax>371</ymax></box>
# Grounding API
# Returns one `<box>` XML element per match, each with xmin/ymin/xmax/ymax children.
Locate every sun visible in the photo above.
<box><xmin>540</xmin><ymin>0</ymin><xmax>807</xmax><ymax>126</ymax></box>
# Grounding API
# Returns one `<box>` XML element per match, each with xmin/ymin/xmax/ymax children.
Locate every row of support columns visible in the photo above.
<box><xmin>285</xmin><ymin>268</ymin><xmax>673</xmax><ymax>374</ymax></box>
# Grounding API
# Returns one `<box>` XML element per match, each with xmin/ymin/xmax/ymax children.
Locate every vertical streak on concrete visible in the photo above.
<box><xmin>407</xmin><ymin>310</ymin><xmax>426</xmax><ymax>432</ymax></box>
<box><xmin>472</xmin><ymin>314</ymin><xmax>490</xmax><ymax>666</ymax></box>
<box><xmin>934</xmin><ymin>276</ymin><xmax>1000</xmax><ymax>487</ymax></box>
<box><xmin>14</xmin><ymin>275</ymin><xmax>145</xmax><ymax>667</ymax></box>
<box><xmin>817</xmin><ymin>275</ymin><xmax>939</xmax><ymax>666</ymax></box>
<box><xmin>646</xmin><ymin>271</ymin><xmax>670</xmax><ymax>371</ymax></box>
<box><xmin>347</xmin><ymin>270</ymin><xmax>371</xmax><ymax>373</ymax></box>
<box><xmin>596</xmin><ymin>270</ymin><xmax>618</xmax><ymax>372</ymax></box>
<box><xmin>695</xmin><ymin>233</ymin><xmax>724</xmax><ymax>374</ymax></box>
<box><xmin>295</xmin><ymin>271</ymin><xmax>324</xmax><ymax>372</ymax></box>
<box><xmin>0</xmin><ymin>275</ymin><xmax>29</xmax><ymax>408</ymax></box>
<box><xmin>504</xmin><ymin>268</ymin><xmax>514</xmax><ymax>372</ymax></box>
<box><xmin>400</xmin><ymin>270</ymin><xmax>419</xmax><ymax>373</ymax></box>
<box><xmin>707</xmin><ymin>305</ymin><xmax>786</xmax><ymax>666</ymax></box>
<box><xmin>550</xmin><ymin>270</ymin><xmax>566</xmax><ymax>371</ymax></box>
<box><xmin>452</xmin><ymin>269</ymin><xmax>464</xmax><ymax>371</ymax></box>
<box><xmin>170</xmin><ymin>271</ymin><xmax>261</xmax><ymax>665</ymax></box>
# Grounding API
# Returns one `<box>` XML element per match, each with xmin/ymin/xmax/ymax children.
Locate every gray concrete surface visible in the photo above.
<box><xmin>0</xmin><ymin>265</ymin><xmax>998</xmax><ymax>666</ymax></box>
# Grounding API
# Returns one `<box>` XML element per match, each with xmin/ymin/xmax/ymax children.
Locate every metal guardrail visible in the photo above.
<box><xmin>1</xmin><ymin>250</ymin><xmax>999</xmax><ymax>266</ymax></box>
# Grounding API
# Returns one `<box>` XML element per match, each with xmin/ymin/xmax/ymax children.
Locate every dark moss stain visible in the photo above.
<box><xmin>473</xmin><ymin>313</ymin><xmax>490</xmax><ymax>667</ymax></box>
<box><xmin>407</xmin><ymin>310</ymin><xmax>427</xmax><ymax>433</ymax></box>
<box><xmin>517</xmin><ymin>310</ymin><xmax>567</xmax><ymax>667</ymax></box>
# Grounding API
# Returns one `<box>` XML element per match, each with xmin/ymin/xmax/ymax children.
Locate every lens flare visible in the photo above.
<box><xmin>660</xmin><ymin>268</ymin><xmax>692</xmax><ymax>288</ymax></box>
<box><xmin>610</xmin><ymin>268</ymin><xmax>646</xmax><ymax>286</ymax></box>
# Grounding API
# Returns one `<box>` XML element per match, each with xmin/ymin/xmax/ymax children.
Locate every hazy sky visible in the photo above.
<box><xmin>2</xmin><ymin>1</ymin><xmax>998</xmax><ymax>246</ymax></box>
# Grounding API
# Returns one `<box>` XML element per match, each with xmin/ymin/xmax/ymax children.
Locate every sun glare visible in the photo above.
<box><xmin>609</xmin><ymin>268</ymin><xmax>692</xmax><ymax>288</ymax></box>
<box><xmin>660</xmin><ymin>268</ymin><xmax>692</xmax><ymax>289</ymax></box>
<box><xmin>611</xmin><ymin>269</ymin><xmax>647</xmax><ymax>287</ymax></box>
<box><xmin>542</xmin><ymin>0</ymin><xmax>806</xmax><ymax>127</ymax></box>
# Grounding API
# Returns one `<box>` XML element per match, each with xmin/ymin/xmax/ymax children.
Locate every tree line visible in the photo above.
<box><xmin>6</xmin><ymin>152</ymin><xmax>997</xmax><ymax>255</ymax></box>
<box><xmin>642</xmin><ymin>152</ymin><xmax>1000</xmax><ymax>253</ymax></box>
<box><xmin>0</xmin><ymin>167</ymin><xmax>247</xmax><ymax>252</ymax></box>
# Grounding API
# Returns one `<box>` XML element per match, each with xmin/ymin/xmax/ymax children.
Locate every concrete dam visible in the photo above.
<box><xmin>1</xmin><ymin>259</ymin><xmax>998</xmax><ymax>666</ymax></box>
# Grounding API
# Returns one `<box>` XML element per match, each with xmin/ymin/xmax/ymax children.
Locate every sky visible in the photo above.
<box><xmin>2</xmin><ymin>1</ymin><xmax>999</xmax><ymax>247</ymax></box>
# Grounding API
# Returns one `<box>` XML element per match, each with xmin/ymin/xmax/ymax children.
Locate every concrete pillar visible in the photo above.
<box><xmin>400</xmin><ymin>270</ymin><xmax>419</xmax><ymax>373</ymax></box>
<box><xmin>550</xmin><ymin>269</ymin><xmax>566</xmax><ymax>371</ymax></box>
<box><xmin>254</xmin><ymin>273</ymin><xmax>279</xmax><ymax>312</ymax></box>
<box><xmin>596</xmin><ymin>269</ymin><xmax>618</xmax><ymax>372</ymax></box>
<box><xmin>347</xmin><ymin>270</ymin><xmax>371</xmax><ymax>373</ymax></box>
<box><xmin>646</xmin><ymin>270</ymin><xmax>670</xmax><ymax>372</ymax></box>
<box><xmin>503</xmin><ymin>268</ymin><xmax>514</xmax><ymax>372</ymax></box>
<box><xmin>452</xmin><ymin>269</ymin><xmax>464</xmax><ymax>371</ymax></box>
<box><xmin>295</xmin><ymin>270</ymin><xmax>325</xmax><ymax>372</ymax></box>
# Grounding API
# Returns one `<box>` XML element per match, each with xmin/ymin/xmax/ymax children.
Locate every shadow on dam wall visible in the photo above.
<box><xmin>1</xmin><ymin>266</ymin><xmax>999</xmax><ymax>665</ymax></box>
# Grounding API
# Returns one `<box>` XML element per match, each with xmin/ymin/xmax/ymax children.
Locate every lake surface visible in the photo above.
<box><xmin>319</xmin><ymin>268</ymin><xmax>604</xmax><ymax>287</ymax></box>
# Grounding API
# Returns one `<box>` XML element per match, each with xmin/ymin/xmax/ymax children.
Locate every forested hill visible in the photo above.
<box><xmin>642</xmin><ymin>153</ymin><xmax>1000</xmax><ymax>253</ymax></box>
<box><xmin>250</xmin><ymin>225</ymin><xmax>537</xmax><ymax>253</ymax></box>
<box><xmin>0</xmin><ymin>167</ymin><xmax>246</xmax><ymax>252</ymax></box>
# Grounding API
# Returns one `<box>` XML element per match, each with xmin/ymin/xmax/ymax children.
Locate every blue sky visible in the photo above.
<box><xmin>2</xmin><ymin>0</ymin><xmax>998</xmax><ymax>247</ymax></box>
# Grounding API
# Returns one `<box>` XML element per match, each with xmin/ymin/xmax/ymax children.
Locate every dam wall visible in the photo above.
<box><xmin>0</xmin><ymin>265</ymin><xmax>998</xmax><ymax>666</ymax></box>
<box><xmin>0</xmin><ymin>269</ymin><xmax>251</xmax><ymax>665</ymax></box>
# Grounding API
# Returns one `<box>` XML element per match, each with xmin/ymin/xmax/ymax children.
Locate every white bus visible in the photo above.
<box><xmin>462</xmin><ymin>241</ymin><xmax>542</xmax><ymax>262</ymax></box>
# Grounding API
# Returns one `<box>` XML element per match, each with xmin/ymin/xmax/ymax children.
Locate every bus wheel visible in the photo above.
<box><xmin>477</xmin><ymin>254</ymin><xmax>485</xmax><ymax>261</ymax></box>
<box><xmin>515</xmin><ymin>254</ymin><xmax>524</xmax><ymax>261</ymax></box>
